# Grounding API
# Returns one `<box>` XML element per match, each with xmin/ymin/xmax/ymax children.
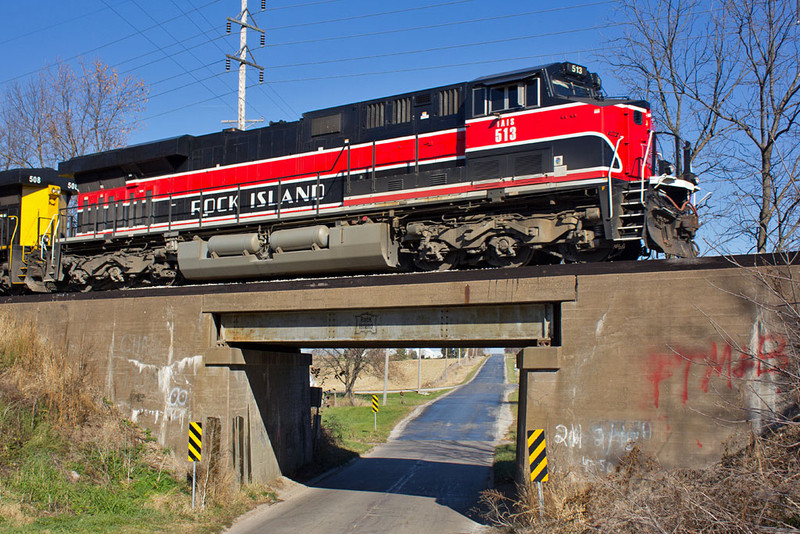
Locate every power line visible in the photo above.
<box><xmin>121</xmin><ymin>7</ymin><xmax>620</xmax><ymax>118</ymax></box>
<box><xmin>140</xmin><ymin>46</ymin><xmax>609</xmax><ymax>122</ymax></box>
<box><xmin>1</xmin><ymin>0</ymin><xmax>614</xmax><ymax>87</ymax></box>
<box><xmin>0</xmin><ymin>0</ymin><xmax>224</xmax><ymax>87</ymax></box>
<box><xmin>124</xmin><ymin>0</ymin><xmax>617</xmax><ymax>100</ymax></box>
<box><xmin>265</xmin><ymin>0</ymin><xmax>344</xmax><ymax>11</ymax></box>
<box><xmin>266</xmin><ymin>23</ymin><xmax>617</xmax><ymax>70</ymax></box>
<box><xmin>263</xmin><ymin>0</ymin><xmax>474</xmax><ymax>30</ymax></box>
<box><xmin>0</xmin><ymin>0</ymin><xmax>628</xmax><ymax>134</ymax></box>
<box><xmin>260</xmin><ymin>49</ymin><xmax>610</xmax><ymax>84</ymax></box>
<box><xmin>133</xmin><ymin>20</ymin><xmax>615</xmax><ymax>113</ymax></box>
<box><xmin>101</xmin><ymin>0</ymin><xmax>232</xmax><ymax>113</ymax></box>
<box><xmin>0</xmin><ymin>1</ymin><xmax>134</xmax><ymax>47</ymax></box>
<box><xmin>266</xmin><ymin>1</ymin><xmax>616</xmax><ymax>48</ymax></box>
<box><xmin>115</xmin><ymin>33</ymin><xmax>228</xmax><ymax>74</ymax></box>
<box><xmin>166</xmin><ymin>0</ymin><xmax>279</xmax><ymax>120</ymax></box>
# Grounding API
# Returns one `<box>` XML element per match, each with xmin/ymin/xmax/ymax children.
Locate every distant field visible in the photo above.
<box><xmin>316</xmin><ymin>354</ymin><xmax>486</xmax><ymax>394</ymax></box>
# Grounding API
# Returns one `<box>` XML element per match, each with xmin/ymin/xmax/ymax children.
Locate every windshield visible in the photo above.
<box><xmin>550</xmin><ymin>78</ymin><xmax>595</xmax><ymax>99</ymax></box>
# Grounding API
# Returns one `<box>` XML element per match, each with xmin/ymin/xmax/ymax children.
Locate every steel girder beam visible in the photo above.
<box><xmin>217</xmin><ymin>303</ymin><xmax>553</xmax><ymax>347</ymax></box>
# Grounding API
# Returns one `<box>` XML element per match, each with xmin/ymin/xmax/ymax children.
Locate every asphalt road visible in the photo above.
<box><xmin>226</xmin><ymin>354</ymin><xmax>510</xmax><ymax>534</ymax></box>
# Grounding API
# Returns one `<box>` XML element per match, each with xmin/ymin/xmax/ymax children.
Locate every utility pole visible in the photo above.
<box><xmin>417</xmin><ymin>348</ymin><xmax>422</xmax><ymax>394</ymax></box>
<box><xmin>224</xmin><ymin>0</ymin><xmax>266</xmax><ymax>130</ymax></box>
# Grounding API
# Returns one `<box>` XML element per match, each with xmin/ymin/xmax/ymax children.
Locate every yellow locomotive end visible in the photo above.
<box><xmin>0</xmin><ymin>169</ymin><xmax>75</xmax><ymax>293</ymax></box>
<box><xmin>19</xmin><ymin>184</ymin><xmax>62</xmax><ymax>248</ymax></box>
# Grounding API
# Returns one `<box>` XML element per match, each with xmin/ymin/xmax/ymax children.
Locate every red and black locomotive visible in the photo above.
<box><xmin>6</xmin><ymin>61</ymin><xmax>699</xmax><ymax>292</ymax></box>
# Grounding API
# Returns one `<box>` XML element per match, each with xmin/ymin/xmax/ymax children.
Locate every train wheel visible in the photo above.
<box><xmin>558</xmin><ymin>243</ymin><xmax>612</xmax><ymax>263</ymax></box>
<box><xmin>0</xmin><ymin>264</ymin><xmax>9</xmax><ymax>293</ymax></box>
<box><xmin>413</xmin><ymin>248</ymin><xmax>460</xmax><ymax>271</ymax></box>
<box><xmin>609</xmin><ymin>242</ymin><xmax>643</xmax><ymax>261</ymax></box>
<box><xmin>528</xmin><ymin>249</ymin><xmax>562</xmax><ymax>265</ymax></box>
<box><xmin>485</xmin><ymin>235</ymin><xmax>533</xmax><ymax>267</ymax></box>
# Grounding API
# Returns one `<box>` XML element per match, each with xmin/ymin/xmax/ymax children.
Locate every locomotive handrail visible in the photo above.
<box><xmin>6</xmin><ymin>215</ymin><xmax>18</xmax><ymax>274</ymax></box>
<box><xmin>640</xmin><ymin>130</ymin><xmax>654</xmax><ymax>204</ymax></box>
<box><xmin>372</xmin><ymin>141</ymin><xmax>377</xmax><ymax>192</ymax></box>
<box><xmin>415</xmin><ymin>134</ymin><xmax>419</xmax><ymax>174</ymax></box>
<box><xmin>64</xmin><ymin>141</ymin><xmax>353</xmax><ymax>241</ymax></box>
<box><xmin>315</xmin><ymin>173</ymin><xmax>321</xmax><ymax>216</ymax></box>
<box><xmin>62</xmin><ymin>133</ymin><xmax>462</xmax><ymax>242</ymax></box>
<box><xmin>607</xmin><ymin>135</ymin><xmax>624</xmax><ymax>219</ymax></box>
<box><xmin>39</xmin><ymin>214</ymin><xmax>58</xmax><ymax>254</ymax></box>
<box><xmin>48</xmin><ymin>215</ymin><xmax>60</xmax><ymax>276</ymax></box>
<box><xmin>0</xmin><ymin>210</ymin><xmax>14</xmax><ymax>249</ymax></box>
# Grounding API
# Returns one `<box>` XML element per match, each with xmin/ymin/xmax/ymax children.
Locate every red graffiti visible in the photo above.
<box><xmin>646</xmin><ymin>335</ymin><xmax>789</xmax><ymax>408</ymax></box>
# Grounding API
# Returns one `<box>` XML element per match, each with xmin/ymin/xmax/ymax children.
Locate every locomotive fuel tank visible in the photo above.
<box><xmin>177</xmin><ymin>223</ymin><xmax>399</xmax><ymax>281</ymax></box>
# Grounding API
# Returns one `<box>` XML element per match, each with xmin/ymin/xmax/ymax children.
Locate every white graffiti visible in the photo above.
<box><xmin>126</xmin><ymin>354</ymin><xmax>203</xmax><ymax>430</ymax></box>
<box><xmin>168</xmin><ymin>387</ymin><xmax>189</xmax><ymax>407</ymax></box>
<box><xmin>581</xmin><ymin>455</ymin><xmax>616</xmax><ymax>475</ymax></box>
<box><xmin>554</xmin><ymin>423</ymin><xmax>583</xmax><ymax>449</ymax></box>
<box><xmin>131</xmin><ymin>408</ymin><xmax>162</xmax><ymax>424</ymax></box>
<box><xmin>117</xmin><ymin>334</ymin><xmax>159</xmax><ymax>357</ymax></box>
<box><xmin>554</xmin><ymin>420</ymin><xmax>652</xmax><ymax>453</ymax></box>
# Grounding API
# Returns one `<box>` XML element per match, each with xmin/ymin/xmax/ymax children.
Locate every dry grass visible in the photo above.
<box><xmin>0</xmin><ymin>315</ymin><xmax>97</xmax><ymax>428</ymax></box>
<box><xmin>316</xmin><ymin>355</ymin><xmax>484</xmax><ymax>394</ymax></box>
<box><xmin>482</xmin><ymin>427</ymin><xmax>800</xmax><ymax>533</ymax></box>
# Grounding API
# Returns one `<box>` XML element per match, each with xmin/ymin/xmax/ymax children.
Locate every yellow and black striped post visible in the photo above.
<box><xmin>188</xmin><ymin>421</ymin><xmax>202</xmax><ymax>509</ymax></box>
<box><xmin>527</xmin><ymin>429</ymin><xmax>548</xmax><ymax>483</ymax></box>
<box><xmin>371</xmin><ymin>394</ymin><xmax>379</xmax><ymax>430</ymax></box>
<box><xmin>188</xmin><ymin>421</ymin><xmax>202</xmax><ymax>462</ymax></box>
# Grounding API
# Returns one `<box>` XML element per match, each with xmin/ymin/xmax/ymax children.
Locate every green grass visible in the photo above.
<box><xmin>0</xmin><ymin>393</ymin><xmax>276</xmax><ymax>534</ymax></box>
<box><xmin>0</xmin><ymin>401</ymin><xmax>276</xmax><ymax>533</ymax></box>
<box><xmin>505</xmin><ymin>353</ymin><xmax>519</xmax><ymax>384</ymax></box>
<box><xmin>0</xmin><ymin>414</ymin><xmax>186</xmax><ymax>532</ymax></box>
<box><xmin>322</xmin><ymin>391</ymin><xmax>448</xmax><ymax>454</ymax></box>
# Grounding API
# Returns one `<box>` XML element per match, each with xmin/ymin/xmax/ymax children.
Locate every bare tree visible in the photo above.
<box><xmin>612</xmin><ymin>0</ymin><xmax>733</xmax><ymax>163</ymax></box>
<box><xmin>315</xmin><ymin>348</ymin><xmax>384</xmax><ymax>400</ymax></box>
<box><xmin>0</xmin><ymin>58</ymin><xmax>147</xmax><ymax>169</ymax></box>
<box><xmin>715</xmin><ymin>1</ymin><xmax>800</xmax><ymax>252</ymax></box>
<box><xmin>610</xmin><ymin>0</ymin><xmax>800</xmax><ymax>253</ymax></box>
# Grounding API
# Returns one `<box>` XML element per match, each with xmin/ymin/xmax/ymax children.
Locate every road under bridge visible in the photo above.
<box><xmin>0</xmin><ymin>255</ymin><xmax>791</xmax><ymax>485</ymax></box>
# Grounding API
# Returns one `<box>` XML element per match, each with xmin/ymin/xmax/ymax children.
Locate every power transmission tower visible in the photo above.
<box><xmin>224</xmin><ymin>0</ymin><xmax>265</xmax><ymax>130</ymax></box>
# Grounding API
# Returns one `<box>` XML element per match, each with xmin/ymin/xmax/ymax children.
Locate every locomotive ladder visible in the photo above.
<box><xmin>616</xmin><ymin>181</ymin><xmax>647</xmax><ymax>241</ymax></box>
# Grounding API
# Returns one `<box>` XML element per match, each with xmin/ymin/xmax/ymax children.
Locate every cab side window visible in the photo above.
<box><xmin>472</xmin><ymin>78</ymin><xmax>540</xmax><ymax>117</ymax></box>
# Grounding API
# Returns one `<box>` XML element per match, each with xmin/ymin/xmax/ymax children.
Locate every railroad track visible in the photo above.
<box><xmin>0</xmin><ymin>253</ymin><xmax>791</xmax><ymax>304</ymax></box>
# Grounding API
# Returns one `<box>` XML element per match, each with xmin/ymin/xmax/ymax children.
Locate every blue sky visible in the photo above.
<box><xmin>0</xmin><ymin>0</ymin><xmax>624</xmax><ymax>144</ymax></box>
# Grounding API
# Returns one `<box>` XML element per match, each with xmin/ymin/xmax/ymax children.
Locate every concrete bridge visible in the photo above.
<box><xmin>0</xmin><ymin>255</ymin><xmax>790</xmax><ymax>484</ymax></box>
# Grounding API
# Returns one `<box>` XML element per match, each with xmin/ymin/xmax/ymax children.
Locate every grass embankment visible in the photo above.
<box><xmin>493</xmin><ymin>354</ymin><xmax>519</xmax><ymax>485</ymax></box>
<box><xmin>0</xmin><ymin>316</ymin><xmax>275</xmax><ymax>533</ymax></box>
